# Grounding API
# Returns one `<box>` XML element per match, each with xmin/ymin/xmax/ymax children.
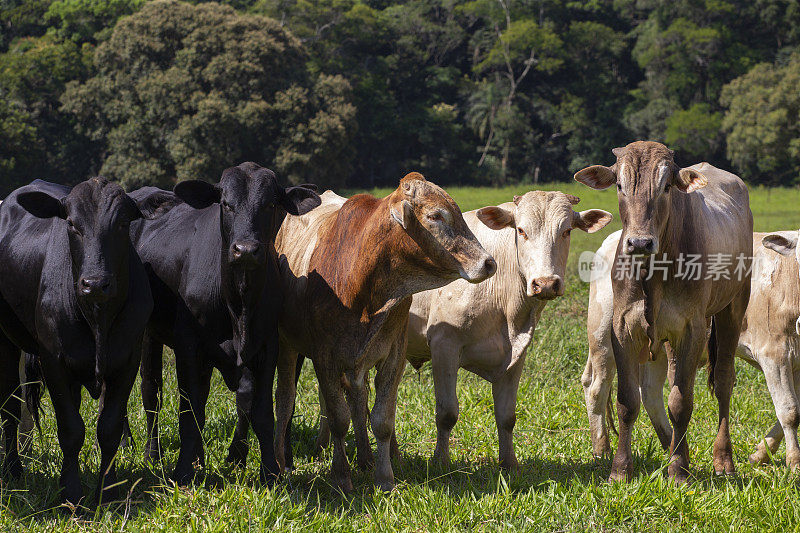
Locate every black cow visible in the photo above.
<box><xmin>0</xmin><ymin>178</ymin><xmax>175</xmax><ymax>506</ymax></box>
<box><xmin>131</xmin><ymin>162</ymin><xmax>320</xmax><ymax>485</ymax></box>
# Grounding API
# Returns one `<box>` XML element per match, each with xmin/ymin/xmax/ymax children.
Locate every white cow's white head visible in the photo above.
<box><xmin>763</xmin><ymin>229</ymin><xmax>800</xmax><ymax>334</ymax></box>
<box><xmin>476</xmin><ymin>191</ymin><xmax>612</xmax><ymax>299</ymax></box>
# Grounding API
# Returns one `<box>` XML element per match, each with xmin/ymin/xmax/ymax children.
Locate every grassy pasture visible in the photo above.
<box><xmin>4</xmin><ymin>184</ymin><xmax>800</xmax><ymax>531</ymax></box>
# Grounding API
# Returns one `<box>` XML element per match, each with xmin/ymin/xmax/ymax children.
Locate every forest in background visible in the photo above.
<box><xmin>0</xmin><ymin>0</ymin><xmax>798</xmax><ymax>195</ymax></box>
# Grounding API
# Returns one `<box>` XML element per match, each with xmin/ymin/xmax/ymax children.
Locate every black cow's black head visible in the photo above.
<box><xmin>173</xmin><ymin>163</ymin><xmax>320</xmax><ymax>270</ymax></box>
<box><xmin>17</xmin><ymin>177</ymin><xmax>176</xmax><ymax>304</ymax></box>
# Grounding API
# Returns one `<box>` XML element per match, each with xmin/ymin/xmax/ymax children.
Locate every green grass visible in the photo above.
<box><xmin>5</xmin><ymin>184</ymin><xmax>800</xmax><ymax>531</ymax></box>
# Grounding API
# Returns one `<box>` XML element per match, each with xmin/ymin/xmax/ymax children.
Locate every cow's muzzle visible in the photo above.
<box><xmin>625</xmin><ymin>235</ymin><xmax>658</xmax><ymax>256</ymax></box>
<box><xmin>230</xmin><ymin>240</ymin><xmax>265</xmax><ymax>268</ymax></box>
<box><xmin>78</xmin><ymin>275</ymin><xmax>115</xmax><ymax>302</ymax></box>
<box><xmin>529</xmin><ymin>275</ymin><xmax>563</xmax><ymax>300</ymax></box>
<box><xmin>460</xmin><ymin>254</ymin><xmax>497</xmax><ymax>283</ymax></box>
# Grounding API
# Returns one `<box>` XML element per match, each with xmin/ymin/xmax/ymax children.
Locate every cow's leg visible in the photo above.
<box><xmin>608</xmin><ymin>323</ymin><xmax>644</xmax><ymax>482</ymax></box>
<box><xmin>172</xmin><ymin>341</ymin><xmax>212</xmax><ymax>485</ymax></box>
<box><xmin>315</xmin><ymin>390</ymin><xmax>331</xmax><ymax>454</ymax></box>
<box><xmin>430</xmin><ymin>340</ymin><xmax>460</xmax><ymax>466</ymax></box>
<box><xmin>370</xmin><ymin>336</ymin><xmax>407</xmax><ymax>492</ymax></box>
<box><xmin>0</xmin><ymin>338</ymin><xmax>21</xmax><ymax>479</ymax></box>
<box><xmin>710</xmin><ymin>297</ymin><xmax>747</xmax><ymax>477</ymax></box>
<box><xmin>582</xmin><ymin>334</ymin><xmax>615</xmax><ymax>458</ymax></box>
<box><xmin>18</xmin><ymin>355</ymin><xmax>34</xmax><ymax>456</ymax></box>
<box><xmin>247</xmin><ymin>342</ymin><xmax>280</xmax><ymax>485</ymax></box>
<box><xmin>492</xmin><ymin>362</ymin><xmax>524</xmax><ymax>470</ymax></box>
<box><xmin>641</xmin><ymin>351</ymin><xmax>672</xmax><ymax>450</ymax></box>
<box><xmin>666</xmin><ymin>321</ymin><xmax>705</xmax><ymax>483</ymax></box>
<box><xmin>96</xmin><ymin>351</ymin><xmax>140</xmax><ymax>504</ymax></box>
<box><xmin>314</xmin><ymin>360</ymin><xmax>353</xmax><ymax>493</ymax></box>
<box><xmin>345</xmin><ymin>371</ymin><xmax>374</xmax><ymax>471</ymax></box>
<box><xmin>757</xmin><ymin>356</ymin><xmax>800</xmax><ymax>469</ymax></box>
<box><xmin>41</xmin><ymin>355</ymin><xmax>85</xmax><ymax>505</ymax></box>
<box><xmin>226</xmin><ymin>377</ymin><xmax>251</xmax><ymax>468</ymax></box>
<box><xmin>749</xmin><ymin>420</ymin><xmax>783</xmax><ymax>465</ymax></box>
<box><xmin>274</xmin><ymin>344</ymin><xmax>298</xmax><ymax>473</ymax></box>
<box><xmin>283</xmin><ymin>353</ymin><xmax>305</xmax><ymax>470</ymax></box>
<box><xmin>140</xmin><ymin>330</ymin><xmax>163</xmax><ymax>462</ymax></box>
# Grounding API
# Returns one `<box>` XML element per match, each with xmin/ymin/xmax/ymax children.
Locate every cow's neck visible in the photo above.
<box><xmin>322</xmin><ymin>193</ymin><xmax>442</xmax><ymax>321</ymax></box>
<box><xmin>220</xmin><ymin>247</ymin><xmax>269</xmax><ymax>366</ymax></box>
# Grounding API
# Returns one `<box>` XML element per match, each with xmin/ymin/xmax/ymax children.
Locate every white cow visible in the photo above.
<box><xmin>407</xmin><ymin>191</ymin><xmax>612</xmax><ymax>468</ymax></box>
<box><xmin>583</xmin><ymin>229</ymin><xmax>800</xmax><ymax>469</ymax></box>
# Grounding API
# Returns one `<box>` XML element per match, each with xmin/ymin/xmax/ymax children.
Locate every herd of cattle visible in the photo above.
<box><xmin>0</xmin><ymin>140</ymin><xmax>798</xmax><ymax>507</ymax></box>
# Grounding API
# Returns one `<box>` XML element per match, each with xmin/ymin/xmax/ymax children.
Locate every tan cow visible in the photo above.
<box><xmin>576</xmin><ymin>143</ymin><xmax>752</xmax><ymax>483</ymax></box>
<box><xmin>406</xmin><ymin>191</ymin><xmax>612</xmax><ymax>468</ymax></box>
<box><xmin>584</xmin><ymin>229</ymin><xmax>800</xmax><ymax>470</ymax></box>
<box><xmin>273</xmin><ymin>173</ymin><xmax>496</xmax><ymax>492</ymax></box>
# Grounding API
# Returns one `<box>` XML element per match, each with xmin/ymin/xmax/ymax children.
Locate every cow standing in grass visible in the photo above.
<box><xmin>132</xmin><ymin>163</ymin><xmax>320</xmax><ymax>485</ymax></box>
<box><xmin>575</xmin><ymin>142</ymin><xmax>752</xmax><ymax>483</ymax></box>
<box><xmin>273</xmin><ymin>173</ymin><xmax>496</xmax><ymax>492</ymax></box>
<box><xmin>0</xmin><ymin>178</ymin><xmax>173</xmax><ymax>505</ymax></box>
<box><xmin>405</xmin><ymin>191</ymin><xmax>612</xmax><ymax>468</ymax></box>
<box><xmin>585</xmin><ymin>229</ymin><xmax>800</xmax><ymax>471</ymax></box>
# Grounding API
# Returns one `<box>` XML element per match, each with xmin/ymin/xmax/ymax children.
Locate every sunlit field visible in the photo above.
<box><xmin>4</xmin><ymin>184</ymin><xmax>800</xmax><ymax>531</ymax></box>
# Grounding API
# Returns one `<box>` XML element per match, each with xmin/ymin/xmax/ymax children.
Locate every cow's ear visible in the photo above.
<box><xmin>763</xmin><ymin>233</ymin><xmax>798</xmax><ymax>256</ymax></box>
<box><xmin>17</xmin><ymin>191</ymin><xmax>66</xmax><ymax>219</ymax></box>
<box><xmin>574</xmin><ymin>165</ymin><xmax>616</xmax><ymax>190</ymax></box>
<box><xmin>574</xmin><ymin>209</ymin><xmax>613</xmax><ymax>233</ymax></box>
<box><xmin>133</xmin><ymin>190</ymin><xmax>181</xmax><ymax>220</ymax></box>
<box><xmin>676</xmin><ymin>168</ymin><xmax>708</xmax><ymax>193</ymax></box>
<box><xmin>173</xmin><ymin>180</ymin><xmax>220</xmax><ymax>209</ymax></box>
<box><xmin>476</xmin><ymin>206</ymin><xmax>514</xmax><ymax>230</ymax></box>
<box><xmin>390</xmin><ymin>199</ymin><xmax>414</xmax><ymax>229</ymax></box>
<box><xmin>281</xmin><ymin>185</ymin><xmax>321</xmax><ymax>216</ymax></box>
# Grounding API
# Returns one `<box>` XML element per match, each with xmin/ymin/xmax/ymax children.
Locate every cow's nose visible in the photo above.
<box><xmin>79</xmin><ymin>276</ymin><xmax>112</xmax><ymax>300</ymax></box>
<box><xmin>625</xmin><ymin>236</ymin><xmax>657</xmax><ymax>256</ymax></box>
<box><xmin>231</xmin><ymin>240</ymin><xmax>264</xmax><ymax>265</ymax></box>
<box><xmin>530</xmin><ymin>276</ymin><xmax>563</xmax><ymax>300</ymax></box>
<box><xmin>483</xmin><ymin>257</ymin><xmax>497</xmax><ymax>278</ymax></box>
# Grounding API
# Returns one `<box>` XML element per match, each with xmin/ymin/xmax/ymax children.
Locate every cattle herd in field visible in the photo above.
<box><xmin>0</xmin><ymin>140</ymin><xmax>799</xmax><ymax>507</ymax></box>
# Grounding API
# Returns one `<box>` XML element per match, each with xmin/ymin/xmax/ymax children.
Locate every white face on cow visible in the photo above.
<box><xmin>477</xmin><ymin>191</ymin><xmax>612</xmax><ymax>299</ymax></box>
<box><xmin>762</xmin><ymin>229</ymin><xmax>800</xmax><ymax>334</ymax></box>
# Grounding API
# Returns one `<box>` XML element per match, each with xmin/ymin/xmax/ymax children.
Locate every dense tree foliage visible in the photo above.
<box><xmin>0</xmin><ymin>0</ymin><xmax>798</xmax><ymax>195</ymax></box>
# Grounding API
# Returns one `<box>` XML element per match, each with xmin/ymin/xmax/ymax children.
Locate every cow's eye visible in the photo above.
<box><xmin>427</xmin><ymin>212</ymin><xmax>442</xmax><ymax>222</ymax></box>
<box><xmin>221</xmin><ymin>201</ymin><xmax>233</xmax><ymax>211</ymax></box>
<box><xmin>517</xmin><ymin>227</ymin><xmax>527</xmax><ymax>239</ymax></box>
<box><xmin>563</xmin><ymin>229</ymin><xmax>572</xmax><ymax>238</ymax></box>
<box><xmin>66</xmin><ymin>219</ymin><xmax>79</xmax><ymax>233</ymax></box>
<box><xmin>664</xmin><ymin>182</ymin><xmax>671</xmax><ymax>192</ymax></box>
<box><xmin>616</xmin><ymin>184</ymin><xmax>622</xmax><ymax>191</ymax></box>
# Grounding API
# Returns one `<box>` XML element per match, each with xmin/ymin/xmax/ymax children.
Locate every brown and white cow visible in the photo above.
<box><xmin>273</xmin><ymin>172</ymin><xmax>496</xmax><ymax>492</ymax></box>
<box><xmin>584</xmin><ymin>229</ymin><xmax>800</xmax><ymax>470</ymax></box>
<box><xmin>406</xmin><ymin>191</ymin><xmax>611</xmax><ymax>468</ymax></box>
<box><xmin>575</xmin><ymin>142</ymin><xmax>752</xmax><ymax>483</ymax></box>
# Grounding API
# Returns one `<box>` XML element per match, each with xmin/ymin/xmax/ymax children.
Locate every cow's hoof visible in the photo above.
<box><xmin>431</xmin><ymin>449</ymin><xmax>450</xmax><ymax>468</ymax></box>
<box><xmin>713</xmin><ymin>456</ymin><xmax>736</xmax><ymax>476</ymax></box>
<box><xmin>786</xmin><ymin>451</ymin><xmax>800</xmax><ymax>471</ymax></box>
<box><xmin>749</xmin><ymin>449</ymin><xmax>769</xmax><ymax>465</ymax></box>
<box><xmin>667</xmin><ymin>462</ymin><xmax>692</xmax><ymax>484</ymax></box>
<box><xmin>2</xmin><ymin>457</ymin><xmax>22</xmax><ymax>480</ymax></box>
<box><xmin>499</xmin><ymin>456</ymin><xmax>520</xmax><ymax>471</ymax></box>
<box><xmin>171</xmin><ymin>467</ymin><xmax>195</xmax><ymax>487</ymax></box>
<box><xmin>225</xmin><ymin>445</ymin><xmax>249</xmax><ymax>468</ymax></box>
<box><xmin>357</xmin><ymin>454</ymin><xmax>375</xmax><ymax>472</ymax></box>
<box><xmin>333</xmin><ymin>475</ymin><xmax>354</xmax><ymax>494</ymax></box>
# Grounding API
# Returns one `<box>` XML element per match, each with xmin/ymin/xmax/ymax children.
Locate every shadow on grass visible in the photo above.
<box><xmin>6</xmin><ymin>415</ymin><xmax>800</xmax><ymax>522</ymax></box>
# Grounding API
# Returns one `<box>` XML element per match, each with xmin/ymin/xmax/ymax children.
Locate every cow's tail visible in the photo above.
<box><xmin>707</xmin><ymin>317</ymin><xmax>718</xmax><ymax>392</ymax></box>
<box><xmin>606</xmin><ymin>381</ymin><xmax>618</xmax><ymax>436</ymax></box>
<box><xmin>23</xmin><ymin>353</ymin><xmax>43</xmax><ymax>431</ymax></box>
